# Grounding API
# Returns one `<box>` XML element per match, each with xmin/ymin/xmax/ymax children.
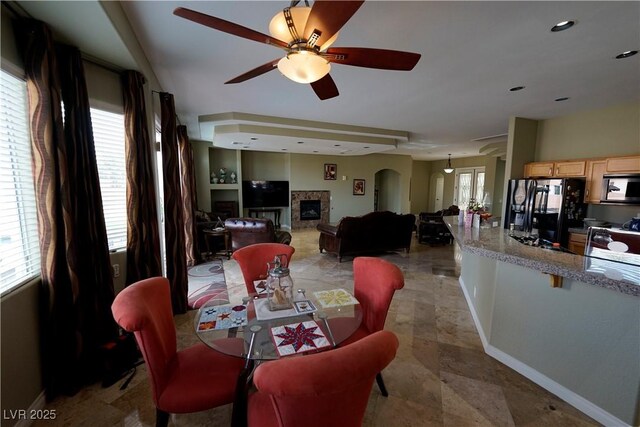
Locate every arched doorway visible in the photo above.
<box><xmin>374</xmin><ymin>169</ymin><xmax>401</xmax><ymax>212</ymax></box>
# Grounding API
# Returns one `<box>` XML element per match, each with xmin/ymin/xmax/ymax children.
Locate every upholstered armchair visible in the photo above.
<box><xmin>247</xmin><ymin>331</ymin><xmax>399</xmax><ymax>427</ymax></box>
<box><xmin>111</xmin><ymin>277</ymin><xmax>245</xmax><ymax>427</ymax></box>
<box><xmin>232</xmin><ymin>243</ymin><xmax>296</xmax><ymax>295</ymax></box>
<box><xmin>329</xmin><ymin>256</ymin><xmax>404</xmax><ymax>396</ymax></box>
<box><xmin>225</xmin><ymin>218</ymin><xmax>292</xmax><ymax>252</ymax></box>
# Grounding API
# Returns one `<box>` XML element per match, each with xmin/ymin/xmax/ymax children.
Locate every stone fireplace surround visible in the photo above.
<box><xmin>291</xmin><ymin>191</ymin><xmax>330</xmax><ymax>229</ymax></box>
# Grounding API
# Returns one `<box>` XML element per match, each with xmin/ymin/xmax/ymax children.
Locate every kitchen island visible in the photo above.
<box><xmin>443</xmin><ymin>217</ymin><xmax>639</xmax><ymax>427</ymax></box>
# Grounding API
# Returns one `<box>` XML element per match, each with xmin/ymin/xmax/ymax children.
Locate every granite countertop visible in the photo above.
<box><xmin>443</xmin><ymin>216</ymin><xmax>639</xmax><ymax>297</ymax></box>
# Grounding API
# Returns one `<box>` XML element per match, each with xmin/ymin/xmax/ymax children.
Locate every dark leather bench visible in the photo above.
<box><xmin>317</xmin><ymin>211</ymin><xmax>416</xmax><ymax>262</ymax></box>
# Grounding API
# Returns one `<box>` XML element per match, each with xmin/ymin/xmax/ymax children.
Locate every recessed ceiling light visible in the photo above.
<box><xmin>250</xmin><ymin>137</ymin><xmax>258</xmax><ymax>140</ymax></box>
<box><xmin>551</xmin><ymin>20</ymin><xmax>574</xmax><ymax>32</ymax></box>
<box><xmin>509</xmin><ymin>86</ymin><xmax>525</xmax><ymax>92</ymax></box>
<box><xmin>555</xmin><ymin>97</ymin><xmax>570</xmax><ymax>102</ymax></box>
<box><xmin>616</xmin><ymin>50</ymin><xmax>638</xmax><ymax>59</ymax></box>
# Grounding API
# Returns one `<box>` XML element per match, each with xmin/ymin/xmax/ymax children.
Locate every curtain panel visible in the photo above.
<box><xmin>160</xmin><ymin>93</ymin><xmax>188</xmax><ymax>314</ymax></box>
<box><xmin>15</xmin><ymin>19</ymin><xmax>117</xmax><ymax>397</ymax></box>
<box><xmin>121</xmin><ymin>71</ymin><xmax>162</xmax><ymax>285</ymax></box>
<box><xmin>177</xmin><ymin>125</ymin><xmax>200</xmax><ymax>266</ymax></box>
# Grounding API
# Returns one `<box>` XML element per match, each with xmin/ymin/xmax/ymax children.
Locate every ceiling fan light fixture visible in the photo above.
<box><xmin>444</xmin><ymin>154</ymin><xmax>454</xmax><ymax>174</ymax></box>
<box><xmin>277</xmin><ymin>52</ymin><xmax>331</xmax><ymax>84</ymax></box>
<box><xmin>269</xmin><ymin>6</ymin><xmax>339</xmax><ymax>51</ymax></box>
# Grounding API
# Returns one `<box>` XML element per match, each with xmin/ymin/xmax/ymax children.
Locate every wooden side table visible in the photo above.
<box><xmin>203</xmin><ymin>228</ymin><xmax>231</xmax><ymax>259</ymax></box>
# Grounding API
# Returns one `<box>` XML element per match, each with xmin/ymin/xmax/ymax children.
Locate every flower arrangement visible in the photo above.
<box><xmin>466</xmin><ymin>199</ymin><xmax>484</xmax><ymax>213</ymax></box>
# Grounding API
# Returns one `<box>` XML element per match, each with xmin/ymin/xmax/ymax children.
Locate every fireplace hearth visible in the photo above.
<box><xmin>300</xmin><ymin>200</ymin><xmax>321</xmax><ymax>220</ymax></box>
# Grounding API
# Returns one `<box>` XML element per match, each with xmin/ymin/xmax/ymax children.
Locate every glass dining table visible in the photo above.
<box><xmin>194</xmin><ymin>277</ymin><xmax>363</xmax><ymax>361</ymax></box>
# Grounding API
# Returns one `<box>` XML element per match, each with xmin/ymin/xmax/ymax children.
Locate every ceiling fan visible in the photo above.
<box><xmin>173</xmin><ymin>0</ymin><xmax>421</xmax><ymax>100</ymax></box>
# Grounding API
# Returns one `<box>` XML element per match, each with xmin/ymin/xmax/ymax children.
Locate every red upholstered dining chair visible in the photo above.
<box><xmin>232</xmin><ymin>243</ymin><xmax>295</xmax><ymax>295</ymax></box>
<box><xmin>111</xmin><ymin>277</ymin><xmax>245</xmax><ymax>427</ymax></box>
<box><xmin>330</xmin><ymin>256</ymin><xmax>404</xmax><ymax>397</ymax></box>
<box><xmin>247</xmin><ymin>330</ymin><xmax>399</xmax><ymax>427</ymax></box>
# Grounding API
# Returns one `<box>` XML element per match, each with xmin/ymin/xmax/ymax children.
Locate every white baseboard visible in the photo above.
<box><xmin>458</xmin><ymin>277</ymin><xmax>630</xmax><ymax>427</ymax></box>
<box><xmin>14</xmin><ymin>391</ymin><xmax>45</xmax><ymax>427</ymax></box>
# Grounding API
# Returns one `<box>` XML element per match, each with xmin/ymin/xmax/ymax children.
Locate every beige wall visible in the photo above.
<box><xmin>410</xmin><ymin>160</ymin><xmax>431</xmax><ymax>214</ymax></box>
<box><xmin>289</xmin><ymin>153</ymin><xmax>413</xmax><ymax>223</ymax></box>
<box><xmin>536</xmin><ymin>102</ymin><xmax>640</xmax><ymax>160</ymax></box>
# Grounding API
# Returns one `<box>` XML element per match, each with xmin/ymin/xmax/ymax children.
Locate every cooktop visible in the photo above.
<box><xmin>509</xmin><ymin>234</ymin><xmax>574</xmax><ymax>253</ymax></box>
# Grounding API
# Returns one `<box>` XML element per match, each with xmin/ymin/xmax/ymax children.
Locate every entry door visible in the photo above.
<box><xmin>435</xmin><ymin>177</ymin><xmax>444</xmax><ymax>211</ymax></box>
<box><xmin>454</xmin><ymin>167</ymin><xmax>485</xmax><ymax>209</ymax></box>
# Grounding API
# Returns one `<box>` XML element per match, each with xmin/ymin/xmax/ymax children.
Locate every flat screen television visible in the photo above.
<box><xmin>242</xmin><ymin>181</ymin><xmax>290</xmax><ymax>208</ymax></box>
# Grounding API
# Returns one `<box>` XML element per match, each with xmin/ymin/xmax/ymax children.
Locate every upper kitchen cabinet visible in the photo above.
<box><xmin>581</xmin><ymin>155</ymin><xmax>639</xmax><ymax>204</ymax></box>
<box><xmin>605</xmin><ymin>155</ymin><xmax>640</xmax><ymax>173</ymax></box>
<box><xmin>585</xmin><ymin>159</ymin><xmax>607</xmax><ymax>204</ymax></box>
<box><xmin>524</xmin><ymin>160</ymin><xmax>586</xmax><ymax>178</ymax></box>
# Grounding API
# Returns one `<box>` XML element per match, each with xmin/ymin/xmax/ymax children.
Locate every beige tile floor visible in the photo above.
<box><xmin>34</xmin><ymin>229</ymin><xmax>600</xmax><ymax>426</ymax></box>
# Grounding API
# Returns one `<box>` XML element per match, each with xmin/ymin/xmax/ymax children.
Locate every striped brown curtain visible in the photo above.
<box><xmin>160</xmin><ymin>93</ymin><xmax>188</xmax><ymax>313</ymax></box>
<box><xmin>16</xmin><ymin>20</ymin><xmax>117</xmax><ymax>397</ymax></box>
<box><xmin>121</xmin><ymin>71</ymin><xmax>162</xmax><ymax>284</ymax></box>
<box><xmin>177</xmin><ymin>125</ymin><xmax>200</xmax><ymax>266</ymax></box>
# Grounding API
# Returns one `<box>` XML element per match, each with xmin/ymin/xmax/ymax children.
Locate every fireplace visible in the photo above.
<box><xmin>291</xmin><ymin>191</ymin><xmax>330</xmax><ymax>229</ymax></box>
<box><xmin>300</xmin><ymin>200</ymin><xmax>321</xmax><ymax>220</ymax></box>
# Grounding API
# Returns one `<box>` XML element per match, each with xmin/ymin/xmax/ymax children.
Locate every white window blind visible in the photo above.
<box><xmin>91</xmin><ymin>108</ymin><xmax>126</xmax><ymax>251</ymax></box>
<box><xmin>0</xmin><ymin>70</ymin><xmax>41</xmax><ymax>294</ymax></box>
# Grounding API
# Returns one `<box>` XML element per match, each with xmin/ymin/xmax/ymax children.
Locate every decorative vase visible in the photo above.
<box><xmin>465</xmin><ymin>212</ymin><xmax>474</xmax><ymax>229</ymax></box>
<box><xmin>473</xmin><ymin>213</ymin><xmax>481</xmax><ymax>228</ymax></box>
<box><xmin>230</xmin><ymin>171</ymin><xmax>237</xmax><ymax>183</ymax></box>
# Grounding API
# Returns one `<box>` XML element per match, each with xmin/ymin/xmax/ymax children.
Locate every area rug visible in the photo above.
<box><xmin>187</xmin><ymin>258</ymin><xmax>229</xmax><ymax>309</ymax></box>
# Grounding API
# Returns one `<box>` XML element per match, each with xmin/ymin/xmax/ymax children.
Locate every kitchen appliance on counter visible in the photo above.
<box><xmin>504</xmin><ymin>178</ymin><xmax>586</xmax><ymax>246</ymax></box>
<box><xmin>584</xmin><ymin>227</ymin><xmax>640</xmax><ymax>284</ymax></box>
<box><xmin>600</xmin><ymin>174</ymin><xmax>640</xmax><ymax>205</ymax></box>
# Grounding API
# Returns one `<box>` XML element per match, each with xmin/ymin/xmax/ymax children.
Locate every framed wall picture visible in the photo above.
<box><xmin>324</xmin><ymin>163</ymin><xmax>337</xmax><ymax>180</ymax></box>
<box><xmin>353</xmin><ymin>179</ymin><xmax>365</xmax><ymax>195</ymax></box>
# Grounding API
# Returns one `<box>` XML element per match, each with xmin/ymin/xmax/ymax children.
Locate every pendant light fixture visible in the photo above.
<box><xmin>444</xmin><ymin>154</ymin><xmax>454</xmax><ymax>174</ymax></box>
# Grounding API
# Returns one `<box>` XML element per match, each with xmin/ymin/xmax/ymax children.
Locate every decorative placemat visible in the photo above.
<box><xmin>197</xmin><ymin>304</ymin><xmax>247</xmax><ymax>331</ymax></box>
<box><xmin>313</xmin><ymin>288</ymin><xmax>359</xmax><ymax>308</ymax></box>
<box><xmin>270</xmin><ymin>320</ymin><xmax>330</xmax><ymax>357</ymax></box>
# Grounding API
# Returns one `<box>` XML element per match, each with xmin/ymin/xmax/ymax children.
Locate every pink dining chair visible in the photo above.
<box><xmin>111</xmin><ymin>277</ymin><xmax>245</xmax><ymax>427</ymax></box>
<box><xmin>247</xmin><ymin>330</ymin><xmax>399</xmax><ymax>427</ymax></box>
<box><xmin>330</xmin><ymin>256</ymin><xmax>404</xmax><ymax>397</ymax></box>
<box><xmin>232</xmin><ymin>243</ymin><xmax>295</xmax><ymax>295</ymax></box>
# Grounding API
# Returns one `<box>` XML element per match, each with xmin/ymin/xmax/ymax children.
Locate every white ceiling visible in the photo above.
<box><xmin>15</xmin><ymin>1</ymin><xmax>640</xmax><ymax>161</ymax></box>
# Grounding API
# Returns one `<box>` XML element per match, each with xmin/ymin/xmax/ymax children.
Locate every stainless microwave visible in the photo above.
<box><xmin>601</xmin><ymin>174</ymin><xmax>640</xmax><ymax>204</ymax></box>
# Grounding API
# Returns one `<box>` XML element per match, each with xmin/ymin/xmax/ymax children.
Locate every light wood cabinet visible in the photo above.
<box><xmin>605</xmin><ymin>155</ymin><xmax>640</xmax><ymax>173</ymax></box>
<box><xmin>585</xmin><ymin>159</ymin><xmax>607</xmax><ymax>204</ymax></box>
<box><xmin>524</xmin><ymin>160</ymin><xmax>585</xmax><ymax>178</ymax></box>
<box><xmin>554</xmin><ymin>161</ymin><xmax>586</xmax><ymax>177</ymax></box>
<box><xmin>568</xmin><ymin>233</ymin><xmax>587</xmax><ymax>255</ymax></box>
<box><xmin>524</xmin><ymin>162</ymin><xmax>554</xmax><ymax>178</ymax></box>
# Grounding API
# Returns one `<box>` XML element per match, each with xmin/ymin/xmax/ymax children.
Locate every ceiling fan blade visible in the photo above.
<box><xmin>174</xmin><ymin>7</ymin><xmax>288</xmax><ymax>49</ymax></box>
<box><xmin>324</xmin><ymin>47</ymin><xmax>421</xmax><ymax>70</ymax></box>
<box><xmin>225</xmin><ymin>59</ymin><xmax>280</xmax><ymax>84</ymax></box>
<box><xmin>303</xmin><ymin>1</ymin><xmax>364</xmax><ymax>48</ymax></box>
<box><xmin>310</xmin><ymin>74</ymin><xmax>339</xmax><ymax>100</ymax></box>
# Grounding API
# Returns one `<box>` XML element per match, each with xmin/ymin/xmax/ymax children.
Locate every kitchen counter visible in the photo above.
<box><xmin>443</xmin><ymin>216</ymin><xmax>638</xmax><ymax>296</ymax></box>
<box><xmin>443</xmin><ymin>216</ymin><xmax>639</xmax><ymax>425</ymax></box>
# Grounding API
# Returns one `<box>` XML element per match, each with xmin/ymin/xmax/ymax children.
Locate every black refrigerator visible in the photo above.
<box><xmin>504</xmin><ymin>178</ymin><xmax>586</xmax><ymax>246</ymax></box>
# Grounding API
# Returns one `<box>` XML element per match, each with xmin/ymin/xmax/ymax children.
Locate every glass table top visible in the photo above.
<box><xmin>194</xmin><ymin>277</ymin><xmax>363</xmax><ymax>360</ymax></box>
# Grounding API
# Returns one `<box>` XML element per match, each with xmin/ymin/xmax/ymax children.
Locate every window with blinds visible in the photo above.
<box><xmin>0</xmin><ymin>70</ymin><xmax>41</xmax><ymax>294</ymax></box>
<box><xmin>91</xmin><ymin>108</ymin><xmax>126</xmax><ymax>251</ymax></box>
